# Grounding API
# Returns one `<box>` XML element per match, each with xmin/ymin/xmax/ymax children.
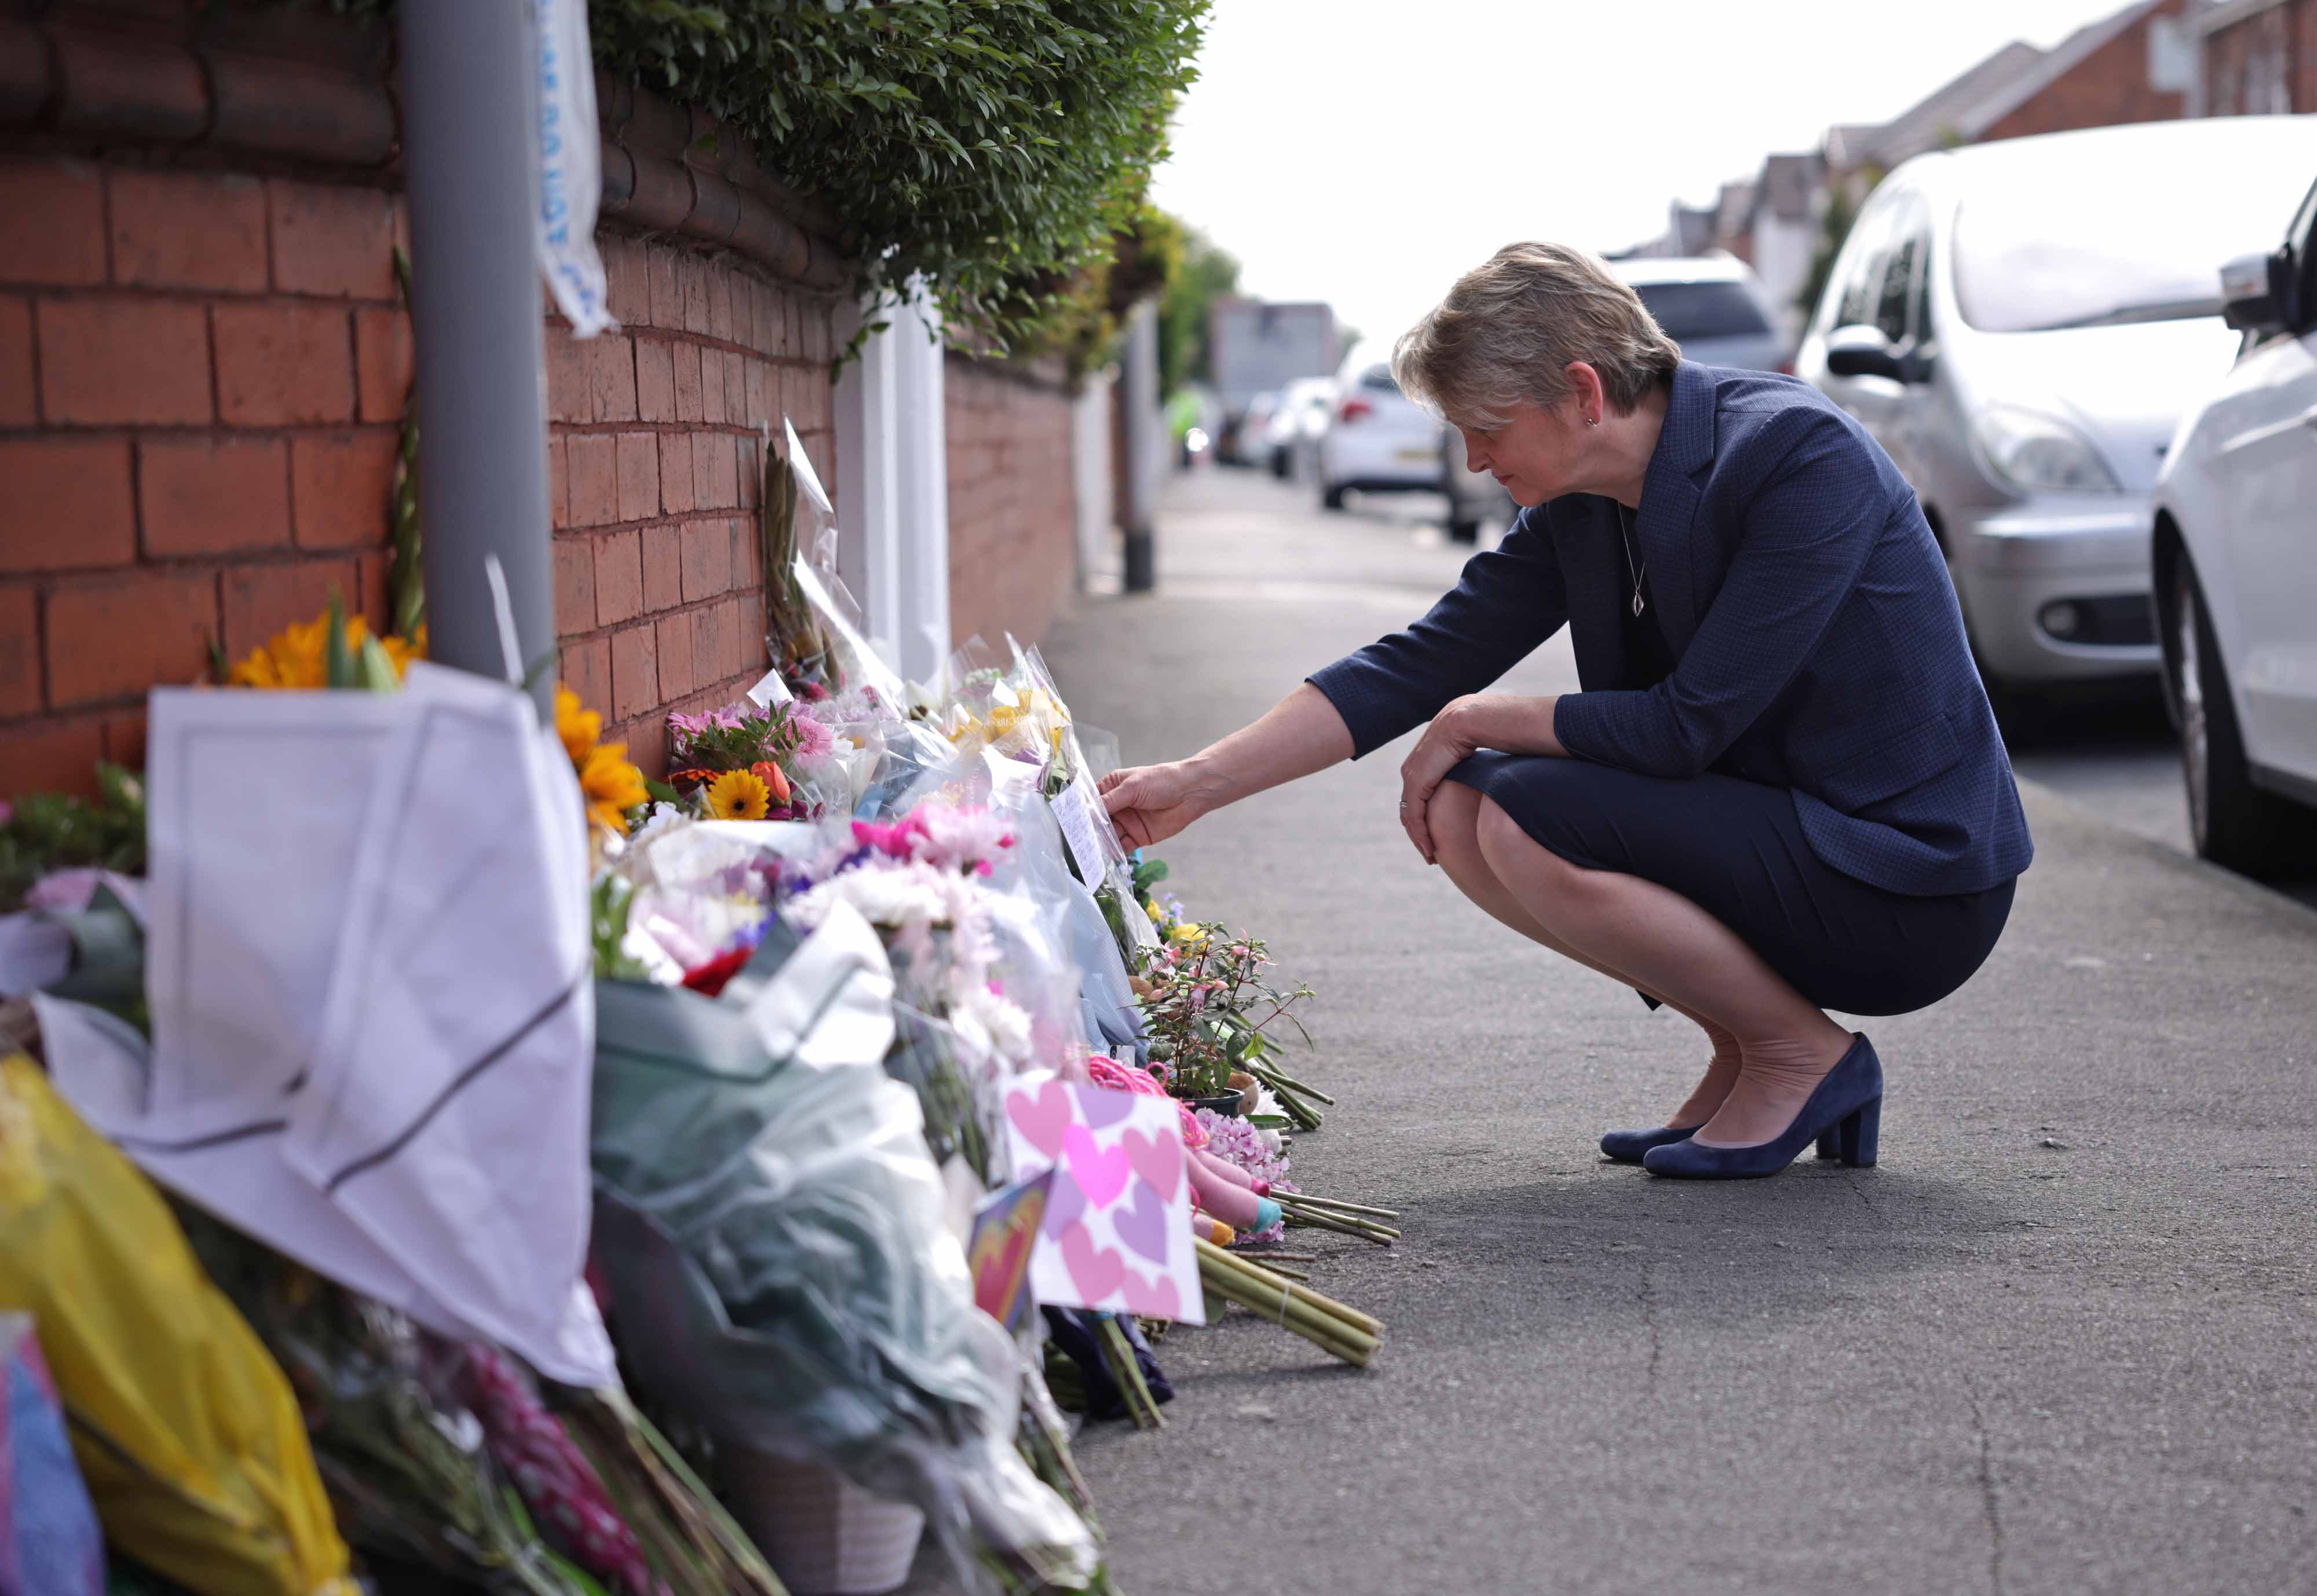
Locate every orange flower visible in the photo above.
<box><xmin>556</xmin><ymin>686</ymin><xmax>602</xmax><ymax>766</ymax></box>
<box><xmin>579</xmin><ymin>742</ymin><xmax>649</xmax><ymax>833</ymax></box>
<box><xmin>749</xmin><ymin>759</ymin><xmax>792</xmax><ymax>806</ymax></box>
<box><xmin>229</xmin><ymin>612</ymin><xmax>423</xmax><ymax>690</ymax></box>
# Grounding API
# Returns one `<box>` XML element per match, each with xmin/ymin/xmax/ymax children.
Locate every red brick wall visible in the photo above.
<box><xmin>945</xmin><ymin>353</ymin><xmax>1077</xmax><ymax>650</ymax></box>
<box><xmin>2202</xmin><ymin>1</ymin><xmax>2317</xmax><ymax>115</ymax></box>
<box><xmin>0</xmin><ymin>147</ymin><xmax>843</xmax><ymax>799</ymax></box>
<box><xmin>1978</xmin><ymin>0</ymin><xmax>2195</xmax><ymax>143</ymax></box>
<box><xmin>0</xmin><ymin>155</ymin><xmax>412</xmax><ymax>796</ymax></box>
<box><xmin>546</xmin><ymin>233</ymin><xmax>841</xmax><ymax>780</ymax></box>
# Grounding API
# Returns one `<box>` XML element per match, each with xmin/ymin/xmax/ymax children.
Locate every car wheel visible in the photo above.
<box><xmin>1321</xmin><ymin>479</ymin><xmax>1347</xmax><ymax>512</ymax></box>
<box><xmin>2170</xmin><ymin>559</ymin><xmax>2314</xmax><ymax>876</ymax></box>
<box><xmin>1270</xmin><ymin>449</ymin><xmax>1290</xmax><ymax>481</ymax></box>
<box><xmin>1446</xmin><ymin>515</ymin><xmax>1481</xmax><ymax>545</ymax></box>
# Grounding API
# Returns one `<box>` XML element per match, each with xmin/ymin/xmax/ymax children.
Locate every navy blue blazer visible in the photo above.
<box><xmin>1307</xmin><ymin>361</ymin><xmax>2032</xmax><ymax>897</ymax></box>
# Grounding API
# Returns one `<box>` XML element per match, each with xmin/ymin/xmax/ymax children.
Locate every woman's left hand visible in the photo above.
<box><xmin>1398</xmin><ymin>696</ymin><xmax>1486</xmax><ymax>864</ymax></box>
<box><xmin>1398</xmin><ymin>694</ymin><xmax>1564</xmax><ymax>863</ymax></box>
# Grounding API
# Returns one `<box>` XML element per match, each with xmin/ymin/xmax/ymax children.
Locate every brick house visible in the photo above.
<box><xmin>0</xmin><ymin>2</ymin><xmax>1091</xmax><ymax>799</ymax></box>
<box><xmin>1965</xmin><ymin>0</ymin><xmax>2203</xmax><ymax>143</ymax></box>
<box><xmin>2194</xmin><ymin>0</ymin><xmax>2317</xmax><ymax>114</ymax></box>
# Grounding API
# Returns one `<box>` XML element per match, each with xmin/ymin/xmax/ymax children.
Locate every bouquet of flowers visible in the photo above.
<box><xmin>666</xmin><ymin>699</ymin><xmax>840</xmax><ymax>821</ymax></box>
<box><xmin>1132</xmin><ymin>921</ymin><xmax>1318</xmax><ymax>1123</ymax></box>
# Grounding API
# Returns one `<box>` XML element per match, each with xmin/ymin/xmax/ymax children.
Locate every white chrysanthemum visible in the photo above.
<box><xmin>949</xmin><ymin>979</ymin><xmax>1036</xmax><ymax>1072</ymax></box>
<box><xmin>631</xmin><ymin>801</ymin><xmax>689</xmax><ymax>848</ymax></box>
<box><xmin>786</xmin><ymin>857</ymin><xmax>983</xmax><ymax>936</ymax></box>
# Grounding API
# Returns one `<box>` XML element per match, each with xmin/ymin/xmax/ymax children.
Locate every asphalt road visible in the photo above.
<box><xmin>1025</xmin><ymin>466</ymin><xmax>2317</xmax><ymax>1596</ymax></box>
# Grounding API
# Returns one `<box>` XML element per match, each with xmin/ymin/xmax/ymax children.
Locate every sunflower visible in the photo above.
<box><xmin>380</xmin><ymin>623</ymin><xmax>426</xmax><ymax>678</ymax></box>
<box><xmin>579</xmin><ymin>742</ymin><xmax>649</xmax><ymax>833</ymax></box>
<box><xmin>556</xmin><ymin>686</ymin><xmax>602</xmax><ymax>766</ymax></box>
<box><xmin>704</xmin><ymin>768</ymin><xmax>771</xmax><ymax>821</ymax></box>
<box><xmin>229</xmin><ymin>613</ymin><xmax>422</xmax><ymax>689</ymax></box>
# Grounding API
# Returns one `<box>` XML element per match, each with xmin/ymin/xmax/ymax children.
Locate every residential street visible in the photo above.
<box><xmin>1040</xmin><ymin>468</ymin><xmax>2317</xmax><ymax>1596</ymax></box>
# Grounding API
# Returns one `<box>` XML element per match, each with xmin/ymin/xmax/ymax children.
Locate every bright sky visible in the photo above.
<box><xmin>1151</xmin><ymin>0</ymin><xmax>2140</xmax><ymax>348</ymax></box>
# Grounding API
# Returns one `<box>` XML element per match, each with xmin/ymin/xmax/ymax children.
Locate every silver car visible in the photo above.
<box><xmin>1796</xmin><ymin>116</ymin><xmax>2317</xmax><ymax>692</ymax></box>
<box><xmin>1443</xmin><ymin>255</ymin><xmax>1790</xmax><ymax>542</ymax></box>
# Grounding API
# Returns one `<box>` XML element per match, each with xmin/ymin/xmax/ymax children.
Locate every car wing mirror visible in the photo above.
<box><xmin>2220</xmin><ymin>249</ymin><xmax>2295</xmax><ymax>334</ymax></box>
<box><xmin>1823</xmin><ymin>323</ymin><xmax>1905</xmax><ymax>382</ymax></box>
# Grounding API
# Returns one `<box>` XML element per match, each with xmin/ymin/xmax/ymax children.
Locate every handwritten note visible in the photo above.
<box><xmin>1048</xmin><ymin>783</ymin><xmax>1106</xmax><ymax>886</ymax></box>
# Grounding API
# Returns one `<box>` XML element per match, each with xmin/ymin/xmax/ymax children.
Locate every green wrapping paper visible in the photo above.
<box><xmin>586</xmin><ymin>903</ymin><xmax>1094</xmax><ymax>1591</ymax></box>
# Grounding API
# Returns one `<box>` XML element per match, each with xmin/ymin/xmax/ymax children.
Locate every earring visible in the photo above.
<box><xmin>1585</xmin><ymin>417</ymin><xmax>1598</xmax><ymax>428</ymax></box>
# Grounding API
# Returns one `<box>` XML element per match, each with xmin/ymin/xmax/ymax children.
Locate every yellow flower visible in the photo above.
<box><xmin>556</xmin><ymin>686</ymin><xmax>601</xmax><ymax>767</ymax></box>
<box><xmin>704</xmin><ymin>768</ymin><xmax>771</xmax><ymax>821</ymax></box>
<box><xmin>1145</xmin><ymin>900</ymin><xmax>1164</xmax><ymax>923</ymax></box>
<box><xmin>227</xmin><ymin>612</ymin><xmax>423</xmax><ymax>689</ymax></box>
<box><xmin>579</xmin><ymin>742</ymin><xmax>649</xmax><ymax>833</ymax></box>
<box><xmin>381</xmin><ymin>624</ymin><xmax>426</xmax><ymax>678</ymax></box>
<box><xmin>1168</xmin><ymin>922</ymin><xmax>1203</xmax><ymax>942</ymax></box>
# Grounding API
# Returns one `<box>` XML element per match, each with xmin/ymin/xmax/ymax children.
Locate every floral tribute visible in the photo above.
<box><xmin>663</xmin><ymin>700</ymin><xmax>842</xmax><ymax>821</ymax></box>
<box><xmin>0</xmin><ymin>462</ymin><xmax>1397</xmax><ymax>1596</ymax></box>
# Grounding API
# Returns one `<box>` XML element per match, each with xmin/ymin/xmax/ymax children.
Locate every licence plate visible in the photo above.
<box><xmin>1394</xmin><ymin>447</ymin><xmax>1435</xmax><ymax>463</ymax></box>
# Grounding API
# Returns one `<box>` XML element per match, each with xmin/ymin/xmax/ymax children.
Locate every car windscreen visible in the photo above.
<box><xmin>1953</xmin><ymin>163</ymin><xmax>2305</xmax><ymax>333</ymax></box>
<box><xmin>1358</xmin><ymin>364</ymin><xmax>1401</xmax><ymax>393</ymax></box>
<box><xmin>1632</xmin><ymin>280</ymin><xmax>1773</xmax><ymax>339</ymax></box>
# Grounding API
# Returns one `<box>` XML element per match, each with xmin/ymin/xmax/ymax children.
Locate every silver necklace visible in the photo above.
<box><xmin>1615</xmin><ymin>503</ymin><xmax>1647</xmax><ymax>618</ymax></box>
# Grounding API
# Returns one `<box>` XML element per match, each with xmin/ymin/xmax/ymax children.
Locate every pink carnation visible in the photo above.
<box><xmin>790</xmin><ymin>712</ymin><xmax>836</xmax><ymax>759</ymax></box>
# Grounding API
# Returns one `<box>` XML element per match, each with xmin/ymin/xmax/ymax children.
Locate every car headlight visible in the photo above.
<box><xmin>1974</xmin><ymin>406</ymin><xmax>2121</xmax><ymax>494</ymax></box>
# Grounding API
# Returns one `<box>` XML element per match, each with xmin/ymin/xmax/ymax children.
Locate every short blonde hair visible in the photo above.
<box><xmin>1393</xmin><ymin>242</ymin><xmax>1680</xmax><ymax>428</ymax></box>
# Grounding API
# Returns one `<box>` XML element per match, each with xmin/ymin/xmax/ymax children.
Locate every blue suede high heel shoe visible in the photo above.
<box><xmin>1599</xmin><ymin>1124</ymin><xmax>1697</xmax><ymax>1163</ymax></box>
<box><xmin>1641</xmin><ymin>1035</ymin><xmax>1883</xmax><ymax>1179</ymax></box>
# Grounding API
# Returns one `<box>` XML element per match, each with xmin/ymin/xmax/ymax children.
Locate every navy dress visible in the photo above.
<box><xmin>1308</xmin><ymin>363</ymin><xmax>2027</xmax><ymax>1017</ymax></box>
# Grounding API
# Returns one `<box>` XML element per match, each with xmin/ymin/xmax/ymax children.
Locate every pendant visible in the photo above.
<box><xmin>1632</xmin><ymin>590</ymin><xmax>1646</xmax><ymax>618</ymax></box>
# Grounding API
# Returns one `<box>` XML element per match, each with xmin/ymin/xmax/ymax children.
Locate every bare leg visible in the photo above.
<box><xmin>1426</xmin><ymin>783</ymin><xmax>1744</xmax><ymax>1129</ymax></box>
<box><xmin>1467</xmin><ymin>793</ymin><xmax>1852</xmax><ymax>1148</ymax></box>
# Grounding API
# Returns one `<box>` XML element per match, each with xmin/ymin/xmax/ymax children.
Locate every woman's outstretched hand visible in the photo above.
<box><xmin>1100</xmin><ymin>761</ymin><xmax>1223</xmax><ymax>849</ymax></box>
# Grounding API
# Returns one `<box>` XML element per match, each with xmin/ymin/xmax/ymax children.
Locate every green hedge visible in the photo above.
<box><xmin>317</xmin><ymin>1</ymin><xmax>1207</xmax><ymax>352</ymax></box>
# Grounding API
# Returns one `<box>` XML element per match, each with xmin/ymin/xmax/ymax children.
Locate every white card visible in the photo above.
<box><xmin>745</xmin><ymin>667</ymin><xmax>794</xmax><ymax>708</ymax></box>
<box><xmin>1048</xmin><ymin>782</ymin><xmax>1106</xmax><ymax>885</ymax></box>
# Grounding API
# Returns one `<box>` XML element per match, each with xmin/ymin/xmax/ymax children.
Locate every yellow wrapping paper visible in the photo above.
<box><xmin>0</xmin><ymin>1054</ymin><xmax>357</xmax><ymax>1596</ymax></box>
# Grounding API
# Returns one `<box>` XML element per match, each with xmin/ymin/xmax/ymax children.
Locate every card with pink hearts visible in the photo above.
<box><xmin>1002</xmin><ymin>1073</ymin><xmax>1204</xmax><ymax>1326</ymax></box>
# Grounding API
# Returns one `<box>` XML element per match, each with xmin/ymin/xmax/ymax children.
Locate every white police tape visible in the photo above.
<box><xmin>535</xmin><ymin>0</ymin><xmax>615</xmax><ymax>338</ymax></box>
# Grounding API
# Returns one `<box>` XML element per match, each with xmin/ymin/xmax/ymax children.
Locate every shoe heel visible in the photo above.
<box><xmin>1837</xmin><ymin>1097</ymin><xmax>1881</xmax><ymax>1168</ymax></box>
<box><xmin>1814</xmin><ymin>1126</ymin><xmax>1841</xmax><ymax>1160</ymax></box>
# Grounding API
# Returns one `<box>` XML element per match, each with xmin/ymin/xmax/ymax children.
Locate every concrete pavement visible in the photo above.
<box><xmin>1034</xmin><ymin>468</ymin><xmax>2317</xmax><ymax>1596</ymax></box>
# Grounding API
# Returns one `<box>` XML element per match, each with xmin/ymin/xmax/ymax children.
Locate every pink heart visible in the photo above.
<box><xmin>1063</xmin><ymin>1123</ymin><xmax>1132</xmax><ymax>1208</ymax></box>
<box><xmin>1042</xmin><ymin>1170</ymin><xmax>1087</xmax><ymax>1239</ymax></box>
<box><xmin>1132</xmin><ymin>1269</ymin><xmax>1183</xmax><ymax>1322</ymax></box>
<box><xmin>1114</xmin><ymin>1177</ymin><xmax>1170</xmax><ymax>1265</ymax></box>
<box><xmin>1005</xmin><ymin>1079</ymin><xmax>1073</xmax><ymax>1160</ymax></box>
<box><xmin>1120</xmin><ymin>1126</ymin><xmax>1181</xmax><ymax>1203</ymax></box>
<box><xmin>1059</xmin><ymin>1222</ymin><xmax>1125</xmax><ymax>1306</ymax></box>
<box><xmin>1076</xmin><ymin>1083</ymin><xmax>1137</xmax><ymax>1129</ymax></box>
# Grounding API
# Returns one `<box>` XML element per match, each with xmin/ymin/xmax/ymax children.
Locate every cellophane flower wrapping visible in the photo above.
<box><xmin>587</xmin><ymin>905</ymin><xmax>1095</xmax><ymax>1593</ymax></box>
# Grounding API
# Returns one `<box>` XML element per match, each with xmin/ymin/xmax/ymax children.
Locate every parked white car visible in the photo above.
<box><xmin>1315</xmin><ymin>343</ymin><xmax>1442</xmax><ymax>510</ymax></box>
<box><xmin>1796</xmin><ymin>116</ymin><xmax>2317</xmax><ymax>696</ymax></box>
<box><xmin>1265</xmin><ymin>375</ymin><xmax>1335</xmax><ymax>480</ymax></box>
<box><xmin>2152</xmin><ymin>173</ymin><xmax>2317</xmax><ymax>876</ymax></box>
